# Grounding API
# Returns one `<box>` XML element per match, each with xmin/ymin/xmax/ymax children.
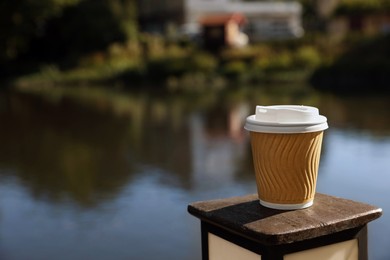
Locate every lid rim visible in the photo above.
<box><xmin>244</xmin><ymin>121</ymin><xmax>328</xmax><ymax>134</ymax></box>
<box><xmin>246</xmin><ymin>115</ymin><xmax>327</xmax><ymax>126</ymax></box>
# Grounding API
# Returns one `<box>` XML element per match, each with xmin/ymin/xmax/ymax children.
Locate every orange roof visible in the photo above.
<box><xmin>199</xmin><ymin>13</ymin><xmax>247</xmax><ymax>26</ymax></box>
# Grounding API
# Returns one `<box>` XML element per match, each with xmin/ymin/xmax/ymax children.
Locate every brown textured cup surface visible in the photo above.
<box><xmin>250</xmin><ymin>131</ymin><xmax>323</xmax><ymax>205</ymax></box>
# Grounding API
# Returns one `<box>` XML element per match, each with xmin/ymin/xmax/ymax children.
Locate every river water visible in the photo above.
<box><xmin>0</xmin><ymin>86</ymin><xmax>389</xmax><ymax>259</ymax></box>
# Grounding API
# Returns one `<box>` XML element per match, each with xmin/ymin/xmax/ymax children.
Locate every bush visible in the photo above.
<box><xmin>294</xmin><ymin>46</ymin><xmax>322</xmax><ymax>69</ymax></box>
<box><xmin>267</xmin><ymin>52</ymin><xmax>293</xmax><ymax>70</ymax></box>
<box><xmin>253</xmin><ymin>56</ymin><xmax>270</xmax><ymax>71</ymax></box>
<box><xmin>222</xmin><ymin>61</ymin><xmax>247</xmax><ymax>78</ymax></box>
<box><xmin>335</xmin><ymin>0</ymin><xmax>390</xmax><ymax>15</ymax></box>
<box><xmin>191</xmin><ymin>52</ymin><xmax>218</xmax><ymax>73</ymax></box>
<box><xmin>147</xmin><ymin>57</ymin><xmax>185</xmax><ymax>79</ymax></box>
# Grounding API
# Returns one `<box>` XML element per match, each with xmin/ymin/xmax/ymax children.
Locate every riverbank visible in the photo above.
<box><xmin>4</xmin><ymin>34</ymin><xmax>390</xmax><ymax>95</ymax></box>
<box><xmin>310</xmin><ymin>34</ymin><xmax>390</xmax><ymax>94</ymax></box>
<box><xmin>9</xmin><ymin>38</ymin><xmax>320</xmax><ymax>91</ymax></box>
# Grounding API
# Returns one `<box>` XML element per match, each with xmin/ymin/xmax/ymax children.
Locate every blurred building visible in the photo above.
<box><xmin>200</xmin><ymin>13</ymin><xmax>248</xmax><ymax>49</ymax></box>
<box><xmin>137</xmin><ymin>0</ymin><xmax>304</xmax><ymax>41</ymax></box>
<box><xmin>187</xmin><ymin>0</ymin><xmax>303</xmax><ymax>41</ymax></box>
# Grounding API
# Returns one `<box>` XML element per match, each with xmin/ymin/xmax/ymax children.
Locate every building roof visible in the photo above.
<box><xmin>199</xmin><ymin>13</ymin><xmax>247</xmax><ymax>26</ymax></box>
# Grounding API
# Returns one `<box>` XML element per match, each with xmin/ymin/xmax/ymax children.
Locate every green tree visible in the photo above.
<box><xmin>335</xmin><ymin>0</ymin><xmax>390</xmax><ymax>15</ymax></box>
<box><xmin>0</xmin><ymin>0</ymin><xmax>138</xmax><ymax>64</ymax></box>
<box><xmin>109</xmin><ymin>0</ymin><xmax>138</xmax><ymax>41</ymax></box>
<box><xmin>0</xmin><ymin>0</ymin><xmax>81</xmax><ymax>62</ymax></box>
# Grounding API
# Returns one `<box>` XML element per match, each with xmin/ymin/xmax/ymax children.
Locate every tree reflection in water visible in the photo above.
<box><xmin>0</xmin><ymin>86</ymin><xmax>388</xmax><ymax>259</ymax></box>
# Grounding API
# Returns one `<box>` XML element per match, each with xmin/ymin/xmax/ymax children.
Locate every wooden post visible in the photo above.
<box><xmin>188</xmin><ymin>193</ymin><xmax>382</xmax><ymax>260</ymax></box>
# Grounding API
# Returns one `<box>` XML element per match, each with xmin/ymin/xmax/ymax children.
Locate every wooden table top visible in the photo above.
<box><xmin>188</xmin><ymin>193</ymin><xmax>382</xmax><ymax>245</ymax></box>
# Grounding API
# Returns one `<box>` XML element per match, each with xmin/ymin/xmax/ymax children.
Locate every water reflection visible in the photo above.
<box><xmin>0</xmin><ymin>93</ymin><xmax>135</xmax><ymax>207</ymax></box>
<box><xmin>319</xmin><ymin>94</ymin><xmax>390</xmax><ymax>135</ymax></box>
<box><xmin>0</xmin><ymin>86</ymin><xmax>389</xmax><ymax>259</ymax></box>
<box><xmin>0</xmin><ymin>86</ymin><xmax>317</xmax><ymax>206</ymax></box>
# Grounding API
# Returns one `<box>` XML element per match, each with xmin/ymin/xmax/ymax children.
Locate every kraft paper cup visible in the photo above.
<box><xmin>244</xmin><ymin>105</ymin><xmax>328</xmax><ymax>210</ymax></box>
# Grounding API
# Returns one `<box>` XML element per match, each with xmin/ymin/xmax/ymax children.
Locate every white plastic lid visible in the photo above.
<box><xmin>244</xmin><ymin>105</ymin><xmax>328</xmax><ymax>133</ymax></box>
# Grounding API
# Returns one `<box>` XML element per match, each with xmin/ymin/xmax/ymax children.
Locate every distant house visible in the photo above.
<box><xmin>186</xmin><ymin>0</ymin><xmax>304</xmax><ymax>41</ymax></box>
<box><xmin>137</xmin><ymin>0</ymin><xmax>304</xmax><ymax>42</ymax></box>
<box><xmin>200</xmin><ymin>13</ymin><xmax>248</xmax><ymax>49</ymax></box>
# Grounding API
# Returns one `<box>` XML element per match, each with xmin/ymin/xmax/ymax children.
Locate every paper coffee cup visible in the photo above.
<box><xmin>244</xmin><ymin>105</ymin><xmax>328</xmax><ymax>210</ymax></box>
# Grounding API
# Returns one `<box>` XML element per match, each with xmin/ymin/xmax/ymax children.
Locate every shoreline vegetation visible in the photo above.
<box><xmin>1</xmin><ymin>0</ymin><xmax>389</xmax><ymax>95</ymax></box>
<box><xmin>10</xmin><ymin>34</ymin><xmax>390</xmax><ymax>95</ymax></box>
<box><xmin>310</xmin><ymin>34</ymin><xmax>390</xmax><ymax>94</ymax></box>
<box><xmin>12</xmin><ymin>38</ymin><xmax>321</xmax><ymax>89</ymax></box>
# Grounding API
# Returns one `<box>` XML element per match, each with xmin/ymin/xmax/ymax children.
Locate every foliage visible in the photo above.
<box><xmin>311</xmin><ymin>35</ymin><xmax>390</xmax><ymax>93</ymax></box>
<box><xmin>12</xmin><ymin>36</ymin><xmax>327</xmax><ymax>88</ymax></box>
<box><xmin>14</xmin><ymin>53</ymin><xmax>141</xmax><ymax>87</ymax></box>
<box><xmin>0</xmin><ymin>0</ymin><xmax>81</xmax><ymax>61</ymax></box>
<box><xmin>268</xmin><ymin>51</ymin><xmax>294</xmax><ymax>70</ymax></box>
<box><xmin>191</xmin><ymin>52</ymin><xmax>218</xmax><ymax>73</ymax></box>
<box><xmin>294</xmin><ymin>46</ymin><xmax>322</xmax><ymax>69</ymax></box>
<box><xmin>0</xmin><ymin>0</ymin><xmax>138</xmax><ymax>64</ymax></box>
<box><xmin>296</xmin><ymin>0</ymin><xmax>317</xmax><ymax>17</ymax></box>
<box><xmin>222</xmin><ymin>61</ymin><xmax>247</xmax><ymax>79</ymax></box>
<box><xmin>335</xmin><ymin>0</ymin><xmax>390</xmax><ymax>15</ymax></box>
